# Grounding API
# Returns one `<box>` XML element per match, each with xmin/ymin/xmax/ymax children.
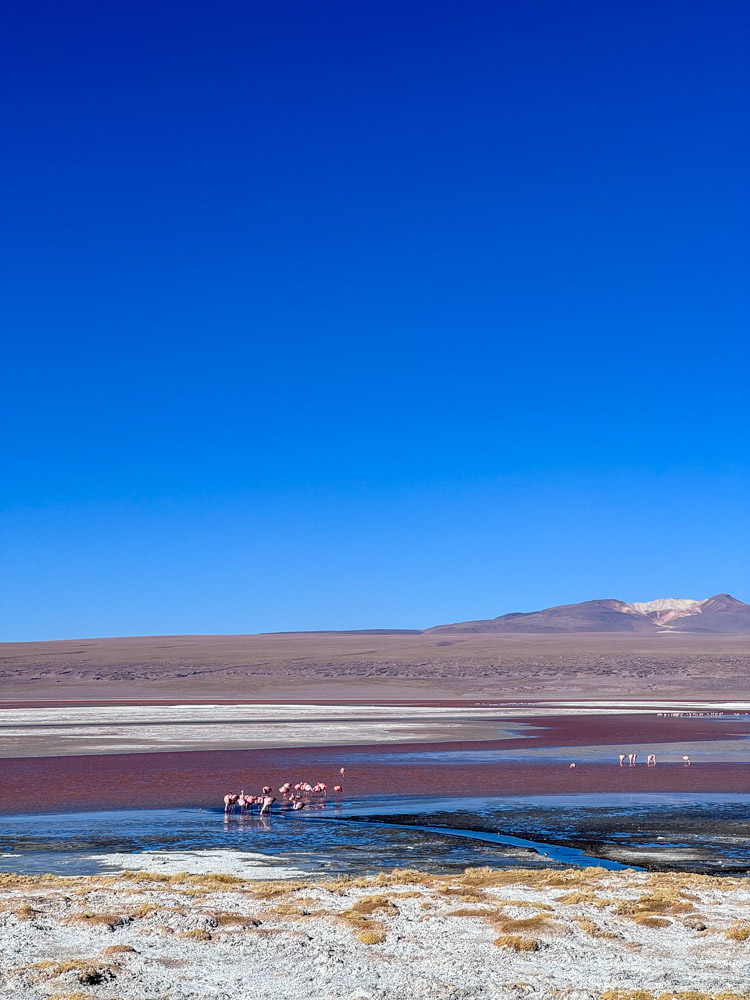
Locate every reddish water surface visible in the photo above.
<box><xmin>0</xmin><ymin>712</ymin><xmax>747</xmax><ymax>814</ymax></box>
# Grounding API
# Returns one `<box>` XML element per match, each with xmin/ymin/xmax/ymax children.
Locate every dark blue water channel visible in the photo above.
<box><xmin>1</xmin><ymin>792</ymin><xmax>748</xmax><ymax>877</ymax></box>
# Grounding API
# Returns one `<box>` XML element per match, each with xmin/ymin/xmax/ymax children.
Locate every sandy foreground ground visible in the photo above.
<box><xmin>1</xmin><ymin>857</ymin><xmax>749</xmax><ymax>1000</ymax></box>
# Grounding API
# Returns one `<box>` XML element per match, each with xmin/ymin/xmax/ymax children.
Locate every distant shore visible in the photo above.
<box><xmin>2</xmin><ymin>631</ymin><xmax>749</xmax><ymax>703</ymax></box>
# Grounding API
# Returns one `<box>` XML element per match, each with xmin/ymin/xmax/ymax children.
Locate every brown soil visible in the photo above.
<box><xmin>1</xmin><ymin>631</ymin><xmax>749</xmax><ymax>702</ymax></box>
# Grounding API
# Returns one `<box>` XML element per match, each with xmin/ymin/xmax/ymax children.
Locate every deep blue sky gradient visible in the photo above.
<box><xmin>2</xmin><ymin>1</ymin><xmax>748</xmax><ymax>639</ymax></box>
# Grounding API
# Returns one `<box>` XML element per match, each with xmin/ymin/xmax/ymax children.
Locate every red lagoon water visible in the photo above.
<box><xmin>0</xmin><ymin>712</ymin><xmax>748</xmax><ymax>814</ymax></box>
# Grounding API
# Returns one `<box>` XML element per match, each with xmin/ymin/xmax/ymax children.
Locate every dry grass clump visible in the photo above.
<box><xmin>18</xmin><ymin>958</ymin><xmax>118</xmax><ymax>986</ymax></box>
<box><xmin>355</xmin><ymin>927</ymin><xmax>387</xmax><ymax>945</ymax></box>
<box><xmin>572</xmin><ymin>916</ymin><xmax>621</xmax><ymax>939</ymax></box>
<box><xmin>345</xmin><ymin>895</ymin><xmax>399</xmax><ymax>918</ymax></box>
<box><xmin>46</xmin><ymin>993</ymin><xmax>95</xmax><ymax>1000</ymax></box>
<box><xmin>724</xmin><ymin>922</ymin><xmax>750</xmax><ymax>942</ymax></box>
<box><xmin>270</xmin><ymin>904</ymin><xmax>309</xmax><ymax>916</ymax></box>
<box><xmin>99</xmin><ymin>945</ymin><xmax>137</xmax><ymax>957</ymax></box>
<box><xmin>66</xmin><ymin>911</ymin><xmax>129</xmax><ymax>930</ymax></box>
<box><xmin>439</xmin><ymin>884</ymin><xmax>488</xmax><ymax>902</ymax></box>
<box><xmin>179</xmin><ymin>928</ymin><xmax>212</xmax><ymax>942</ymax></box>
<box><xmin>246</xmin><ymin>884</ymin><xmax>298</xmax><ymax>900</ymax></box>
<box><xmin>557</xmin><ymin>890</ymin><xmax>608</xmax><ymax>908</ymax></box>
<box><xmin>613</xmin><ymin>890</ymin><xmax>694</xmax><ymax>926</ymax></box>
<box><xmin>632</xmin><ymin>915</ymin><xmax>672</xmax><ymax>928</ymax></box>
<box><xmin>14</xmin><ymin>902</ymin><xmax>37</xmax><ymax>921</ymax></box>
<box><xmin>211</xmin><ymin>911</ymin><xmax>262</xmax><ymax>926</ymax></box>
<box><xmin>41</xmin><ymin>960</ymin><xmax>118</xmax><ymax>985</ymax></box>
<box><xmin>446</xmin><ymin>905</ymin><xmax>558</xmax><ymax>938</ymax></box>
<box><xmin>493</xmin><ymin>913</ymin><xmax>558</xmax><ymax>935</ymax></box>
<box><xmin>493</xmin><ymin>934</ymin><xmax>540</xmax><ymax>952</ymax></box>
<box><xmin>601</xmin><ymin>991</ymin><xmax>655</xmax><ymax>1000</ymax></box>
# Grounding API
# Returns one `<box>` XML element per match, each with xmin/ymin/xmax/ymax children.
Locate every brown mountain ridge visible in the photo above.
<box><xmin>428</xmin><ymin>593</ymin><xmax>750</xmax><ymax>635</ymax></box>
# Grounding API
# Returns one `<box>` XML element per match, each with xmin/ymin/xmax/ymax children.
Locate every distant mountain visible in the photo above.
<box><xmin>428</xmin><ymin>594</ymin><xmax>750</xmax><ymax>635</ymax></box>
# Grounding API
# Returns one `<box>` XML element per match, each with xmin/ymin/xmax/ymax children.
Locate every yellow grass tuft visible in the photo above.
<box><xmin>67</xmin><ymin>911</ymin><xmax>128</xmax><ymax>930</ymax></box>
<box><xmin>493</xmin><ymin>934</ymin><xmax>540</xmax><ymax>952</ymax></box>
<box><xmin>270</xmin><ymin>904</ymin><xmax>309</xmax><ymax>916</ymax></box>
<box><xmin>572</xmin><ymin>916</ymin><xmax>620</xmax><ymax>939</ymax></box>
<box><xmin>179</xmin><ymin>928</ymin><xmax>212</xmax><ymax>942</ymax></box>
<box><xmin>98</xmin><ymin>945</ymin><xmax>138</xmax><ymax>957</ymax></box>
<box><xmin>632</xmin><ymin>915</ymin><xmax>672</xmax><ymax>928</ymax></box>
<box><xmin>345</xmin><ymin>896</ymin><xmax>399</xmax><ymax>918</ymax></box>
<box><xmin>492</xmin><ymin>913</ymin><xmax>556</xmax><ymax>934</ymax></box>
<box><xmin>558</xmin><ymin>890</ymin><xmax>608</xmax><ymax>908</ymax></box>
<box><xmin>15</xmin><ymin>902</ymin><xmax>36</xmax><ymax>921</ymax></box>
<box><xmin>601</xmin><ymin>991</ymin><xmax>655</xmax><ymax>1000</ymax></box>
<box><xmin>724</xmin><ymin>923</ymin><xmax>750</xmax><ymax>942</ymax></box>
<box><xmin>46</xmin><ymin>994</ymin><xmax>95</xmax><ymax>1000</ymax></box>
<box><xmin>655</xmin><ymin>993</ymin><xmax>712</xmax><ymax>1000</ymax></box>
<box><xmin>355</xmin><ymin>927</ymin><xmax>387</xmax><ymax>945</ymax></box>
<box><xmin>211</xmin><ymin>911</ymin><xmax>262</xmax><ymax>926</ymax></box>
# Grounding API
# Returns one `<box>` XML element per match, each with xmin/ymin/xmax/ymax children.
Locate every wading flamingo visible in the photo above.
<box><xmin>333</xmin><ymin>785</ymin><xmax>342</xmax><ymax>793</ymax></box>
<box><xmin>569</xmin><ymin>763</ymin><xmax>576</xmax><ymax>769</ymax></box>
<box><xmin>292</xmin><ymin>800</ymin><xmax>305</xmax><ymax>811</ymax></box>
<box><xmin>682</xmin><ymin>755</ymin><xmax>691</xmax><ymax>765</ymax></box>
<box><xmin>223</xmin><ymin>793</ymin><xmax>239</xmax><ymax>814</ymax></box>
<box><xmin>340</xmin><ymin>768</ymin><xmax>346</xmax><ymax>776</ymax></box>
<box><xmin>647</xmin><ymin>754</ymin><xmax>656</xmax><ymax>766</ymax></box>
<box><xmin>618</xmin><ymin>754</ymin><xmax>626</xmax><ymax>766</ymax></box>
<box><xmin>259</xmin><ymin>795</ymin><xmax>276</xmax><ymax>816</ymax></box>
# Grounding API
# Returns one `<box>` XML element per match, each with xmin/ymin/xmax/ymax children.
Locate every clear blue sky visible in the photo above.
<box><xmin>2</xmin><ymin>1</ymin><xmax>748</xmax><ymax>641</ymax></box>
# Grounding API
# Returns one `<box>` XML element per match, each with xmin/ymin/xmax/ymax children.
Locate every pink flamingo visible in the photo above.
<box><xmin>340</xmin><ymin>768</ymin><xmax>346</xmax><ymax>776</ymax></box>
<box><xmin>259</xmin><ymin>795</ymin><xmax>276</xmax><ymax>816</ymax></box>
<box><xmin>318</xmin><ymin>783</ymin><xmax>327</xmax><ymax>796</ymax></box>
<box><xmin>292</xmin><ymin>800</ymin><xmax>305</xmax><ymax>811</ymax></box>
<box><xmin>682</xmin><ymin>754</ymin><xmax>691</xmax><ymax>766</ymax></box>
<box><xmin>647</xmin><ymin>754</ymin><xmax>656</xmax><ymax>766</ymax></box>
<box><xmin>569</xmin><ymin>763</ymin><xmax>576</xmax><ymax>769</ymax></box>
<box><xmin>628</xmin><ymin>753</ymin><xmax>637</xmax><ymax>765</ymax></box>
<box><xmin>262</xmin><ymin>785</ymin><xmax>272</xmax><ymax>795</ymax></box>
<box><xmin>618</xmin><ymin>754</ymin><xmax>626</xmax><ymax>766</ymax></box>
<box><xmin>333</xmin><ymin>785</ymin><xmax>342</xmax><ymax>793</ymax></box>
<box><xmin>223</xmin><ymin>793</ymin><xmax>239</xmax><ymax>814</ymax></box>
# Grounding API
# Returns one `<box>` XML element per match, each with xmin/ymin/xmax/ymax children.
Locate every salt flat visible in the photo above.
<box><xmin>0</xmin><ymin>703</ymin><xmax>532</xmax><ymax>757</ymax></box>
<box><xmin>1</xmin><ymin>865</ymin><xmax>748</xmax><ymax>999</ymax></box>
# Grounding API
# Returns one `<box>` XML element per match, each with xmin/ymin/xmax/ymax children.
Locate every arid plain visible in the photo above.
<box><xmin>2</xmin><ymin>630</ymin><xmax>750</xmax><ymax>703</ymax></box>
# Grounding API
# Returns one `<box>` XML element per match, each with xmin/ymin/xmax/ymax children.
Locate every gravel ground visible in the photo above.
<box><xmin>1</xmin><ymin>864</ymin><xmax>749</xmax><ymax>1000</ymax></box>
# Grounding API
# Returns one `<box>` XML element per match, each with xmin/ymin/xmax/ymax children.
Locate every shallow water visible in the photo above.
<box><xmin>1</xmin><ymin>791</ymin><xmax>748</xmax><ymax>877</ymax></box>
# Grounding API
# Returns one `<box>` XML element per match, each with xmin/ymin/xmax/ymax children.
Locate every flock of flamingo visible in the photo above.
<box><xmin>223</xmin><ymin>767</ymin><xmax>347</xmax><ymax>815</ymax></box>
<box><xmin>569</xmin><ymin>752</ymin><xmax>691</xmax><ymax>769</ymax></box>
<box><xmin>224</xmin><ymin>753</ymin><xmax>696</xmax><ymax>809</ymax></box>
